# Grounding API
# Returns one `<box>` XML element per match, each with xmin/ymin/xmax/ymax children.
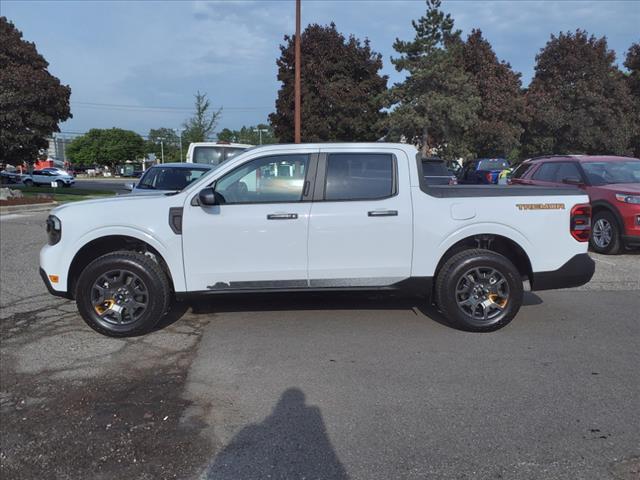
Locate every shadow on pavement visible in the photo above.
<box><xmin>156</xmin><ymin>290</ymin><xmax>544</xmax><ymax>333</ymax></box>
<box><xmin>204</xmin><ymin>388</ymin><xmax>348</xmax><ymax>480</ymax></box>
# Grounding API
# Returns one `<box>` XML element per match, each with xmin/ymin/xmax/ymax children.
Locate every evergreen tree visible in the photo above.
<box><xmin>182</xmin><ymin>91</ymin><xmax>222</xmax><ymax>144</ymax></box>
<box><xmin>386</xmin><ymin>0</ymin><xmax>480</xmax><ymax>158</ymax></box>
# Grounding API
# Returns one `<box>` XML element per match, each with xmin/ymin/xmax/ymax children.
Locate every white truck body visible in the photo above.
<box><xmin>40</xmin><ymin>143</ymin><xmax>595</xmax><ymax>335</ymax></box>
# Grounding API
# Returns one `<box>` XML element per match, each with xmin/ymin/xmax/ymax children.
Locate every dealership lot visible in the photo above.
<box><xmin>1</xmin><ymin>211</ymin><xmax>639</xmax><ymax>479</ymax></box>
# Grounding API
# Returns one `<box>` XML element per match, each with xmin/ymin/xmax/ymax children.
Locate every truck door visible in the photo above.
<box><xmin>307</xmin><ymin>149</ymin><xmax>413</xmax><ymax>287</ymax></box>
<box><xmin>181</xmin><ymin>150</ymin><xmax>318</xmax><ymax>291</ymax></box>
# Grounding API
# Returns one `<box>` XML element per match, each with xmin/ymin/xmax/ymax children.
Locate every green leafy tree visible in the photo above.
<box><xmin>218</xmin><ymin>124</ymin><xmax>277</xmax><ymax>145</ymax></box>
<box><xmin>461</xmin><ymin>29</ymin><xmax>526</xmax><ymax>159</ymax></box>
<box><xmin>147</xmin><ymin>127</ymin><xmax>181</xmax><ymax>162</ymax></box>
<box><xmin>386</xmin><ymin>0</ymin><xmax>480</xmax><ymax>158</ymax></box>
<box><xmin>269</xmin><ymin>23</ymin><xmax>388</xmax><ymax>142</ymax></box>
<box><xmin>522</xmin><ymin>30</ymin><xmax>635</xmax><ymax>157</ymax></box>
<box><xmin>182</xmin><ymin>91</ymin><xmax>222</xmax><ymax>144</ymax></box>
<box><xmin>624</xmin><ymin>42</ymin><xmax>640</xmax><ymax>157</ymax></box>
<box><xmin>0</xmin><ymin>17</ymin><xmax>71</xmax><ymax>165</ymax></box>
<box><xmin>66</xmin><ymin>128</ymin><xmax>145</xmax><ymax>168</ymax></box>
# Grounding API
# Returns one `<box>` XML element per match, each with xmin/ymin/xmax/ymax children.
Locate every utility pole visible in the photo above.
<box><xmin>294</xmin><ymin>0</ymin><xmax>301</xmax><ymax>143</ymax></box>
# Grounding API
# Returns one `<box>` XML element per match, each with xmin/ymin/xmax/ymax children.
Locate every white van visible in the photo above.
<box><xmin>186</xmin><ymin>142</ymin><xmax>253</xmax><ymax>166</ymax></box>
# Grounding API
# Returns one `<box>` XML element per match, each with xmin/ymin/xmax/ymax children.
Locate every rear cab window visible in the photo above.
<box><xmin>323</xmin><ymin>153</ymin><xmax>395</xmax><ymax>201</ymax></box>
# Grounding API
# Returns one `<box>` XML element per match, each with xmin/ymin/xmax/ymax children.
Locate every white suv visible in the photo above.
<box><xmin>23</xmin><ymin>168</ymin><xmax>75</xmax><ymax>187</ymax></box>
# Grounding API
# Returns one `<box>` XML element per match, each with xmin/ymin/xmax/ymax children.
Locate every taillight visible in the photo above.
<box><xmin>570</xmin><ymin>204</ymin><xmax>591</xmax><ymax>242</ymax></box>
<box><xmin>485</xmin><ymin>172</ymin><xmax>492</xmax><ymax>183</ymax></box>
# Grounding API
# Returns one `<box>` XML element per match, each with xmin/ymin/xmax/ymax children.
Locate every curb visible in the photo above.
<box><xmin>0</xmin><ymin>202</ymin><xmax>58</xmax><ymax>215</ymax></box>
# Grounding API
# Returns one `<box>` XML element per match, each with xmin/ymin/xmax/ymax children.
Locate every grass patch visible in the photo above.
<box><xmin>20</xmin><ymin>191</ymin><xmax>116</xmax><ymax>203</ymax></box>
<box><xmin>19</xmin><ymin>186</ymin><xmax>116</xmax><ymax>196</ymax></box>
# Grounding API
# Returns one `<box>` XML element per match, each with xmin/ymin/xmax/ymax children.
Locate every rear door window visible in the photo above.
<box><xmin>324</xmin><ymin>153</ymin><xmax>394</xmax><ymax>201</ymax></box>
<box><xmin>532</xmin><ymin>162</ymin><xmax>559</xmax><ymax>182</ymax></box>
<box><xmin>554</xmin><ymin>162</ymin><xmax>582</xmax><ymax>182</ymax></box>
<box><xmin>511</xmin><ymin>162</ymin><xmax>533</xmax><ymax>179</ymax></box>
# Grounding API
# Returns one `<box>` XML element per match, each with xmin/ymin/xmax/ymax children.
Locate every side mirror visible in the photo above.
<box><xmin>198</xmin><ymin>187</ymin><xmax>224</xmax><ymax>206</ymax></box>
<box><xmin>562</xmin><ymin>177</ymin><xmax>583</xmax><ymax>186</ymax></box>
<box><xmin>125</xmin><ymin>182</ymin><xmax>135</xmax><ymax>191</ymax></box>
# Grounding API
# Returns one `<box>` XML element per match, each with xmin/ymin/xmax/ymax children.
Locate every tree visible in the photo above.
<box><xmin>461</xmin><ymin>29</ymin><xmax>526</xmax><ymax>159</ymax></box>
<box><xmin>66</xmin><ymin>128</ymin><xmax>145</xmax><ymax>168</ymax></box>
<box><xmin>0</xmin><ymin>17</ymin><xmax>71</xmax><ymax>165</ymax></box>
<box><xmin>624</xmin><ymin>42</ymin><xmax>640</xmax><ymax>157</ymax></box>
<box><xmin>147</xmin><ymin>127</ymin><xmax>181</xmax><ymax>162</ymax></box>
<box><xmin>218</xmin><ymin>124</ymin><xmax>277</xmax><ymax>145</ymax></box>
<box><xmin>522</xmin><ymin>30</ymin><xmax>635</xmax><ymax>157</ymax></box>
<box><xmin>385</xmin><ymin>0</ymin><xmax>480</xmax><ymax>158</ymax></box>
<box><xmin>182</xmin><ymin>91</ymin><xmax>221</xmax><ymax>144</ymax></box>
<box><xmin>269</xmin><ymin>23</ymin><xmax>387</xmax><ymax>142</ymax></box>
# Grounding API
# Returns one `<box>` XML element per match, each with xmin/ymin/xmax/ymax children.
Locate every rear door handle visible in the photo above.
<box><xmin>267</xmin><ymin>213</ymin><xmax>298</xmax><ymax>220</ymax></box>
<box><xmin>368</xmin><ymin>210</ymin><xmax>398</xmax><ymax>217</ymax></box>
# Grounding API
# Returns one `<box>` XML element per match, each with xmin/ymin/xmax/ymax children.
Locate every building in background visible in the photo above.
<box><xmin>46</xmin><ymin>135</ymin><xmax>72</xmax><ymax>163</ymax></box>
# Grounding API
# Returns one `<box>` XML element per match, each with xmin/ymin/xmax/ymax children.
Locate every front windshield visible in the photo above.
<box><xmin>137</xmin><ymin>166</ymin><xmax>209</xmax><ymax>190</ymax></box>
<box><xmin>581</xmin><ymin>161</ymin><xmax>640</xmax><ymax>185</ymax></box>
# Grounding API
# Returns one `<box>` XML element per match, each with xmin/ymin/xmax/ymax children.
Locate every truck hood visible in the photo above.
<box><xmin>51</xmin><ymin>192</ymin><xmax>178</xmax><ymax>215</ymax></box>
<box><xmin>595</xmin><ymin>183</ymin><xmax>640</xmax><ymax>194</ymax></box>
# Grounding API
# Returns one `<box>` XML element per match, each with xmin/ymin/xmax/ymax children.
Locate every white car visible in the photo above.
<box><xmin>40</xmin><ymin>143</ymin><xmax>594</xmax><ymax>336</ymax></box>
<box><xmin>126</xmin><ymin>163</ymin><xmax>213</xmax><ymax>195</ymax></box>
<box><xmin>23</xmin><ymin>168</ymin><xmax>75</xmax><ymax>187</ymax></box>
<box><xmin>186</xmin><ymin>141</ymin><xmax>252</xmax><ymax>165</ymax></box>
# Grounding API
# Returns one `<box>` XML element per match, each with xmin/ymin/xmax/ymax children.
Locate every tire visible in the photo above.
<box><xmin>590</xmin><ymin>211</ymin><xmax>621</xmax><ymax>255</ymax></box>
<box><xmin>56</xmin><ymin>180</ymin><xmax>65</xmax><ymax>188</ymax></box>
<box><xmin>435</xmin><ymin>249</ymin><xmax>523</xmax><ymax>332</ymax></box>
<box><xmin>23</xmin><ymin>179</ymin><xmax>33</xmax><ymax>186</ymax></box>
<box><xmin>75</xmin><ymin>251</ymin><xmax>171</xmax><ymax>337</ymax></box>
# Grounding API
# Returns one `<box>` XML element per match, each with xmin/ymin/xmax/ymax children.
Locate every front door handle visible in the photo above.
<box><xmin>368</xmin><ymin>210</ymin><xmax>398</xmax><ymax>217</ymax></box>
<box><xmin>267</xmin><ymin>213</ymin><xmax>298</xmax><ymax>220</ymax></box>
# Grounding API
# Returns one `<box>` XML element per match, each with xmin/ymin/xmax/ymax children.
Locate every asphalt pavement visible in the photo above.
<box><xmin>1</xmin><ymin>211</ymin><xmax>639</xmax><ymax>480</ymax></box>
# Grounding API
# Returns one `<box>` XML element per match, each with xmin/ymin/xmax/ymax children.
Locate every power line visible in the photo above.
<box><xmin>71</xmin><ymin>101</ymin><xmax>271</xmax><ymax>112</ymax></box>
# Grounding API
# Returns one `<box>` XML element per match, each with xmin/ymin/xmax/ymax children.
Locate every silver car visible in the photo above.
<box><xmin>127</xmin><ymin>163</ymin><xmax>213</xmax><ymax>195</ymax></box>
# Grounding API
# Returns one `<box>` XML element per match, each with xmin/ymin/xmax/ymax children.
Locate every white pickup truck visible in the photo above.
<box><xmin>40</xmin><ymin>143</ymin><xmax>595</xmax><ymax>336</ymax></box>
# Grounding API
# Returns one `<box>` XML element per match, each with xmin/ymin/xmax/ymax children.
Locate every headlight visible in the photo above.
<box><xmin>46</xmin><ymin>215</ymin><xmax>62</xmax><ymax>245</ymax></box>
<box><xmin>615</xmin><ymin>193</ymin><xmax>640</xmax><ymax>204</ymax></box>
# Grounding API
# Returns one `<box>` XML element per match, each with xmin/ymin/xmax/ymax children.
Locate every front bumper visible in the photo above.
<box><xmin>39</xmin><ymin>267</ymin><xmax>73</xmax><ymax>299</ymax></box>
<box><xmin>622</xmin><ymin>234</ymin><xmax>640</xmax><ymax>248</ymax></box>
<box><xmin>530</xmin><ymin>253</ymin><xmax>595</xmax><ymax>291</ymax></box>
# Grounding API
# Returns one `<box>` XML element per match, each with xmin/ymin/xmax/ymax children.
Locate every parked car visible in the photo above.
<box><xmin>40</xmin><ymin>143</ymin><xmax>594</xmax><ymax>337</ymax></box>
<box><xmin>510</xmin><ymin>155</ymin><xmax>640</xmax><ymax>254</ymax></box>
<box><xmin>126</xmin><ymin>163</ymin><xmax>213</xmax><ymax>195</ymax></box>
<box><xmin>0</xmin><ymin>170</ymin><xmax>22</xmax><ymax>184</ymax></box>
<box><xmin>186</xmin><ymin>141</ymin><xmax>253</xmax><ymax>166</ymax></box>
<box><xmin>459</xmin><ymin>158</ymin><xmax>511</xmax><ymax>184</ymax></box>
<box><xmin>421</xmin><ymin>158</ymin><xmax>457</xmax><ymax>185</ymax></box>
<box><xmin>22</xmin><ymin>169</ymin><xmax>75</xmax><ymax>187</ymax></box>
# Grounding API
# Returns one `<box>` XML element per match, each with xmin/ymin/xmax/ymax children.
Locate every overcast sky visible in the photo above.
<box><xmin>3</xmin><ymin>0</ymin><xmax>639</xmax><ymax>138</ymax></box>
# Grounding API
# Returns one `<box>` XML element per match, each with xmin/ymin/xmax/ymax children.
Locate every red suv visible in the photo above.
<box><xmin>510</xmin><ymin>155</ymin><xmax>640</xmax><ymax>254</ymax></box>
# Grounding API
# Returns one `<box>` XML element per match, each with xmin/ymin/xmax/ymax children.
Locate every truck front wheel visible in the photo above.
<box><xmin>435</xmin><ymin>249</ymin><xmax>523</xmax><ymax>332</ymax></box>
<box><xmin>75</xmin><ymin>251</ymin><xmax>171</xmax><ymax>337</ymax></box>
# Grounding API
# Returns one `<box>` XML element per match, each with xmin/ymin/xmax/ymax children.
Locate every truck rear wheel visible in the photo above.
<box><xmin>435</xmin><ymin>249</ymin><xmax>523</xmax><ymax>332</ymax></box>
<box><xmin>75</xmin><ymin>251</ymin><xmax>171</xmax><ymax>337</ymax></box>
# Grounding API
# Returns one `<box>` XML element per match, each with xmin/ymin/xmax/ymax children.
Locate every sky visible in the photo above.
<box><xmin>3</xmin><ymin>0</ymin><xmax>639</xmax><ymax>139</ymax></box>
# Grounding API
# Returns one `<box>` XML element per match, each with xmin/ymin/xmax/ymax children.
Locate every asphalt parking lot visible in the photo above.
<box><xmin>1</xmin><ymin>210</ymin><xmax>639</xmax><ymax>479</ymax></box>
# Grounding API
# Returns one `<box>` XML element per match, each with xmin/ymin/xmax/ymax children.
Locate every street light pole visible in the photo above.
<box><xmin>294</xmin><ymin>0</ymin><xmax>301</xmax><ymax>143</ymax></box>
<box><xmin>157</xmin><ymin>137</ymin><xmax>165</xmax><ymax>164</ymax></box>
<box><xmin>253</xmin><ymin>128</ymin><xmax>268</xmax><ymax>145</ymax></box>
